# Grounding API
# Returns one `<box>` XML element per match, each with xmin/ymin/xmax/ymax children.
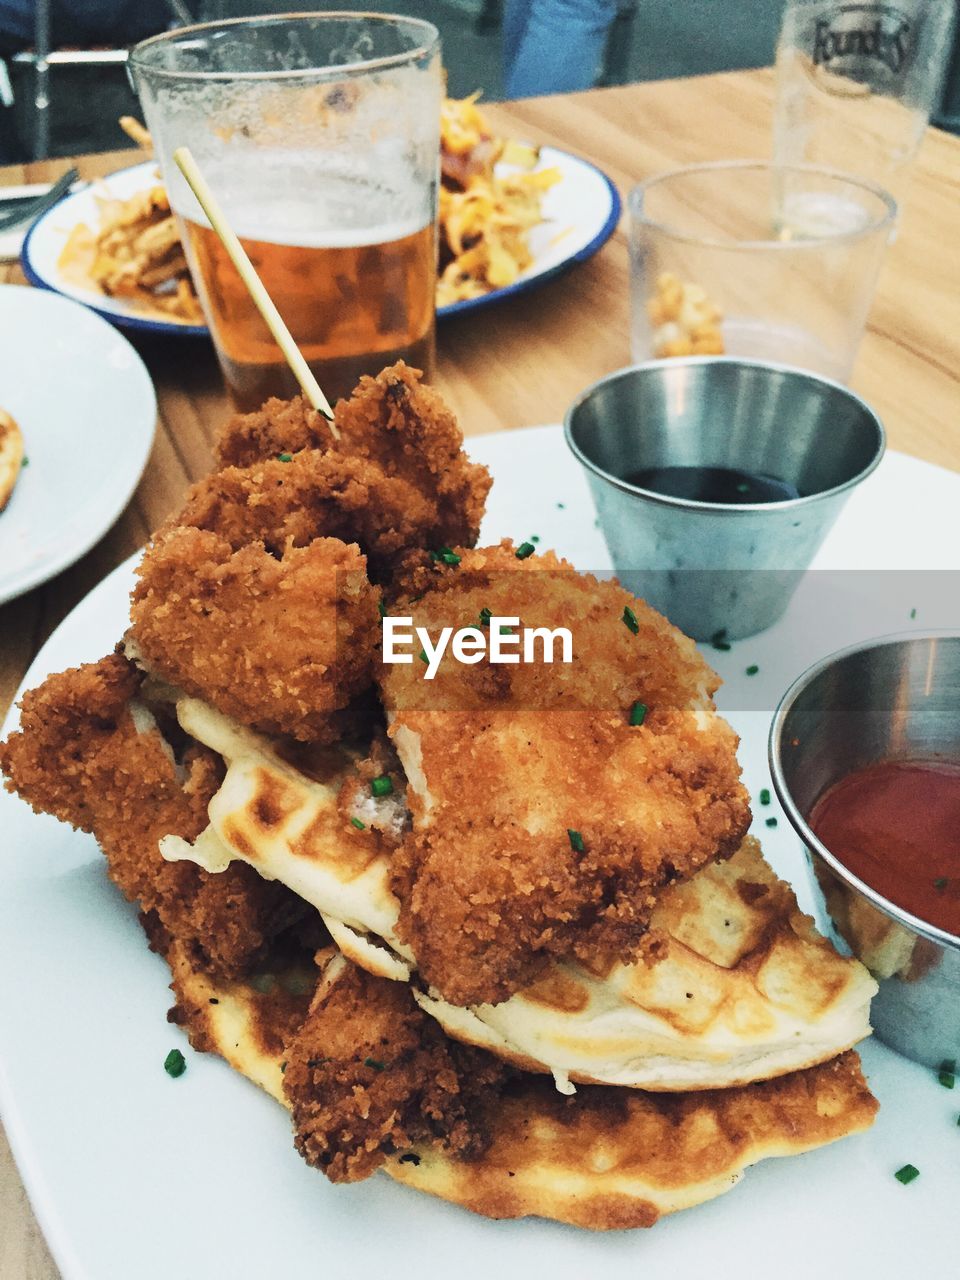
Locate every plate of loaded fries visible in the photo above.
<box><xmin>21</xmin><ymin>95</ymin><xmax>618</xmax><ymax>337</ymax></box>
<box><xmin>1</xmin><ymin>364</ymin><xmax>958</xmax><ymax>1280</ymax></box>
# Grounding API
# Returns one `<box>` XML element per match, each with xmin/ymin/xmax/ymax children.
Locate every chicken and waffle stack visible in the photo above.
<box><xmin>1</xmin><ymin>363</ymin><xmax>878</xmax><ymax>1230</ymax></box>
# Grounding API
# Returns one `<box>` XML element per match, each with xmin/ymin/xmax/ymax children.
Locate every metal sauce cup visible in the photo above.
<box><xmin>770</xmin><ymin>632</ymin><xmax>960</xmax><ymax>1068</ymax></box>
<box><xmin>563</xmin><ymin>357</ymin><xmax>884</xmax><ymax>640</ymax></box>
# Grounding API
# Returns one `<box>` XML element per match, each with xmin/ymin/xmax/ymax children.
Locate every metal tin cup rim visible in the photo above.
<box><xmin>627</xmin><ymin>159</ymin><xmax>898</xmax><ymax>251</ymax></box>
<box><xmin>562</xmin><ymin>356</ymin><xmax>886</xmax><ymax>516</ymax></box>
<box><xmin>768</xmin><ymin>628</ymin><xmax>960</xmax><ymax>954</ymax></box>
<box><xmin>129</xmin><ymin>11</ymin><xmax>441</xmax><ymax>83</ymax></box>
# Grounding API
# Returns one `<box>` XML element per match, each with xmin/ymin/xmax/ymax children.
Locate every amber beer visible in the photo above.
<box><xmin>182</xmin><ymin>216</ymin><xmax>437</xmax><ymax>412</ymax></box>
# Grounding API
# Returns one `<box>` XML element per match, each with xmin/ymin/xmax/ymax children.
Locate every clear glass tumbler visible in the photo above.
<box><xmin>629</xmin><ymin>161</ymin><xmax>896</xmax><ymax>382</ymax></box>
<box><xmin>774</xmin><ymin>0</ymin><xmax>955</xmax><ymax>199</ymax></box>
<box><xmin>130</xmin><ymin>14</ymin><xmax>442</xmax><ymax>410</ymax></box>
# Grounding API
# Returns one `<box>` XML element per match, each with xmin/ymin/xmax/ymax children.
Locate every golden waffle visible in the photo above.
<box><xmin>161</xmin><ymin>697</ymin><xmax>876</xmax><ymax>1091</ymax></box>
<box><xmin>166</xmin><ymin>938</ymin><xmax>878</xmax><ymax>1230</ymax></box>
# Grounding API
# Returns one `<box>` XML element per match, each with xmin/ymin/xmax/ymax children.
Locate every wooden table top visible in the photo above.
<box><xmin>1</xmin><ymin>67</ymin><xmax>958</xmax><ymax>1278</ymax></box>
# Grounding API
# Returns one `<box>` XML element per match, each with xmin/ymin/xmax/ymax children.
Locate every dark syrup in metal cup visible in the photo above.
<box><xmin>564</xmin><ymin>357</ymin><xmax>885</xmax><ymax>640</ymax></box>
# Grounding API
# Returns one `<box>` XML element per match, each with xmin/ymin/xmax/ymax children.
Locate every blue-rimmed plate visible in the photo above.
<box><xmin>21</xmin><ymin>160</ymin><xmax>208</xmax><ymax>337</ymax></box>
<box><xmin>22</xmin><ymin>151</ymin><xmax>619</xmax><ymax>336</ymax></box>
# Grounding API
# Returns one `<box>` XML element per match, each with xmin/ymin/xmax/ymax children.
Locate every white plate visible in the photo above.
<box><xmin>1</xmin><ymin>429</ymin><xmax>958</xmax><ymax>1280</ymax></box>
<box><xmin>21</xmin><ymin>152</ymin><xmax>620</xmax><ymax>334</ymax></box>
<box><xmin>0</xmin><ymin>286</ymin><xmax>155</xmax><ymax>605</ymax></box>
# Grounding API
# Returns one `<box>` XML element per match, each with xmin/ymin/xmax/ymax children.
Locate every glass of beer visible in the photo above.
<box><xmin>129</xmin><ymin>13</ymin><xmax>441</xmax><ymax>410</ymax></box>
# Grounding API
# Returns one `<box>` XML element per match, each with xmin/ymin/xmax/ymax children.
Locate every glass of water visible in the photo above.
<box><xmin>628</xmin><ymin>161</ymin><xmax>896</xmax><ymax>382</ymax></box>
<box><xmin>774</xmin><ymin>0</ymin><xmax>955</xmax><ymax>198</ymax></box>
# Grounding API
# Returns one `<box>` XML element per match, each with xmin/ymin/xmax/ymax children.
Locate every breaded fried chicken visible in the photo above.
<box><xmin>129</xmin><ymin>529</ymin><xmax>379</xmax><ymax>743</ymax></box>
<box><xmin>201</xmin><ymin>363</ymin><xmax>491</xmax><ymax>579</ymax></box>
<box><xmin>331</xmin><ymin>363</ymin><xmax>490</xmax><ymax>554</ymax></box>
<box><xmin>174</xmin><ymin>452</ymin><xmax>450</xmax><ymax>584</ymax></box>
<box><xmin>0</xmin><ymin>654</ymin><xmax>306</xmax><ymax>977</ymax></box>
<box><xmin>215</xmin><ymin>394</ymin><xmax>336</xmax><ymax>470</ymax></box>
<box><xmin>283</xmin><ymin>955</ymin><xmax>511</xmax><ymax>1183</ymax></box>
<box><xmin>379</xmin><ymin>544</ymin><xmax>751</xmax><ymax>1007</ymax></box>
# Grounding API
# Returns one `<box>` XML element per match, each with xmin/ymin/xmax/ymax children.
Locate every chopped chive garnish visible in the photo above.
<box><xmin>419</xmin><ymin>648</ymin><xmax>429</xmax><ymax>664</ymax></box>
<box><xmin>736</xmin><ymin>482</ymin><xmax>750</xmax><ymax>493</ymax></box>
<box><xmin>371</xmin><ymin>775</ymin><xmax>394</xmax><ymax>798</ymax></box>
<box><xmin>280</xmin><ymin>1061</ymin><xmax>287</xmax><ymax>1073</ymax></box>
<box><xmin>530</xmin><ymin>535</ymin><xmax>540</xmax><ymax>543</ymax></box>
<box><xmin>956</xmin><ymin>1113</ymin><xmax>960</xmax><ymax>1126</ymax></box>
<box><xmin>20</xmin><ymin>456</ymin><xmax>29</xmax><ymax>467</ymax></box>
<box><xmin>711</xmin><ymin>628</ymin><xmax>728</xmax><ymax>645</ymax></box>
<box><xmin>910</xmin><ymin>608</ymin><xmax>917</xmax><ymax>619</ymax></box>
<box><xmin>350</xmin><ymin>817</ymin><xmax>366</xmax><ymax>830</ymax></box>
<box><xmin>622</xmin><ymin>606</ymin><xmax>639</xmax><ymax>634</ymax></box>
<box><xmin>377</xmin><ymin>598</ymin><xmax>386</xmax><ymax>619</ymax></box>
<box><xmin>940</xmin><ymin>1059</ymin><xmax>956</xmax><ymax>1073</ymax></box>
<box><xmin>567</xmin><ymin>829</ymin><xmax>585</xmax><ymax>853</ymax></box>
<box><xmin>759</xmin><ymin>788</ymin><xmax>771</xmax><ymax>806</ymax></box>
<box><xmin>164</xmin><ymin>1048</ymin><xmax>186</xmax><ymax>1078</ymax></box>
<box><xmin>745</xmin><ymin>664</ymin><xmax>759</xmax><ymax>676</ymax></box>
<box><xmin>515</xmin><ymin>541</ymin><xmax>536</xmax><ymax>559</ymax></box>
<box><xmin>894</xmin><ymin>1164</ymin><xmax>919</xmax><ymax>1185</ymax></box>
<box><xmin>556</xmin><ymin>501</ymin><xmax>566</xmax><ymax>509</ymax></box>
<box><xmin>430</xmin><ymin>547</ymin><xmax>461</xmax><ymax>566</ymax></box>
<box><xmin>479</xmin><ymin>607</ymin><xmax>492</xmax><ymax>627</ymax></box>
<box><xmin>713</xmin><ymin>640</ymin><xmax>732</xmax><ymax>652</ymax></box>
<box><xmin>934</xmin><ymin>876</ymin><xmax>948</xmax><ymax>890</ymax></box>
<box><xmin>277</xmin><ymin>452</ymin><xmax>293</xmax><ymax>462</ymax></box>
<box><xmin>629</xmin><ymin>701</ymin><xmax>647</xmax><ymax>727</ymax></box>
<box><xmin>765</xmin><ymin>816</ymin><xmax>778</xmax><ymax>828</ymax></box>
<box><xmin>364</xmin><ymin>1057</ymin><xmax>386</xmax><ymax>1071</ymax></box>
<box><xmin>938</xmin><ymin>1070</ymin><xmax>955</xmax><ymax>1089</ymax></box>
<box><xmin>499</xmin><ymin>624</ymin><xmax>513</xmax><ymax>635</ymax></box>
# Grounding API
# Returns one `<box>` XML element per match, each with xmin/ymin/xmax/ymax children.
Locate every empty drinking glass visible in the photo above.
<box><xmin>629</xmin><ymin>161</ymin><xmax>896</xmax><ymax>382</ymax></box>
<box><xmin>774</xmin><ymin>0</ymin><xmax>955</xmax><ymax>198</ymax></box>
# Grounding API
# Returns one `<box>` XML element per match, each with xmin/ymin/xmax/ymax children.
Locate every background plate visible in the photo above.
<box><xmin>21</xmin><ymin>151</ymin><xmax>619</xmax><ymax>335</ymax></box>
<box><xmin>0</xmin><ymin>285</ymin><xmax>155</xmax><ymax>605</ymax></box>
<box><xmin>1</xmin><ymin>428</ymin><xmax>958</xmax><ymax>1280</ymax></box>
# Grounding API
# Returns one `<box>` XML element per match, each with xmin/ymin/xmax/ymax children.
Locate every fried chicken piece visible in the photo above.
<box><xmin>379</xmin><ymin>544</ymin><xmax>751</xmax><ymax>1006</ymax></box>
<box><xmin>0</xmin><ymin>654</ymin><xmax>306</xmax><ymax>977</ymax></box>
<box><xmin>205</xmin><ymin>363</ymin><xmax>491</xmax><ymax>577</ymax></box>
<box><xmin>215</xmin><ymin>394</ymin><xmax>336</xmax><ymax>469</ymax></box>
<box><xmin>129</xmin><ymin>528</ymin><xmax>379</xmax><ymax>743</ymax></box>
<box><xmin>283</xmin><ymin>955</ymin><xmax>512</xmax><ymax>1183</ymax></box>
<box><xmin>331</xmin><ymin>363</ymin><xmax>490</xmax><ymax>549</ymax></box>
<box><xmin>174</xmin><ymin>452</ymin><xmax>446</xmax><ymax>583</ymax></box>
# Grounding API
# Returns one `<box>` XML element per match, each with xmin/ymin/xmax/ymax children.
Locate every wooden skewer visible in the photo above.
<box><xmin>173</xmin><ymin>145</ymin><xmax>337</xmax><ymax>429</ymax></box>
